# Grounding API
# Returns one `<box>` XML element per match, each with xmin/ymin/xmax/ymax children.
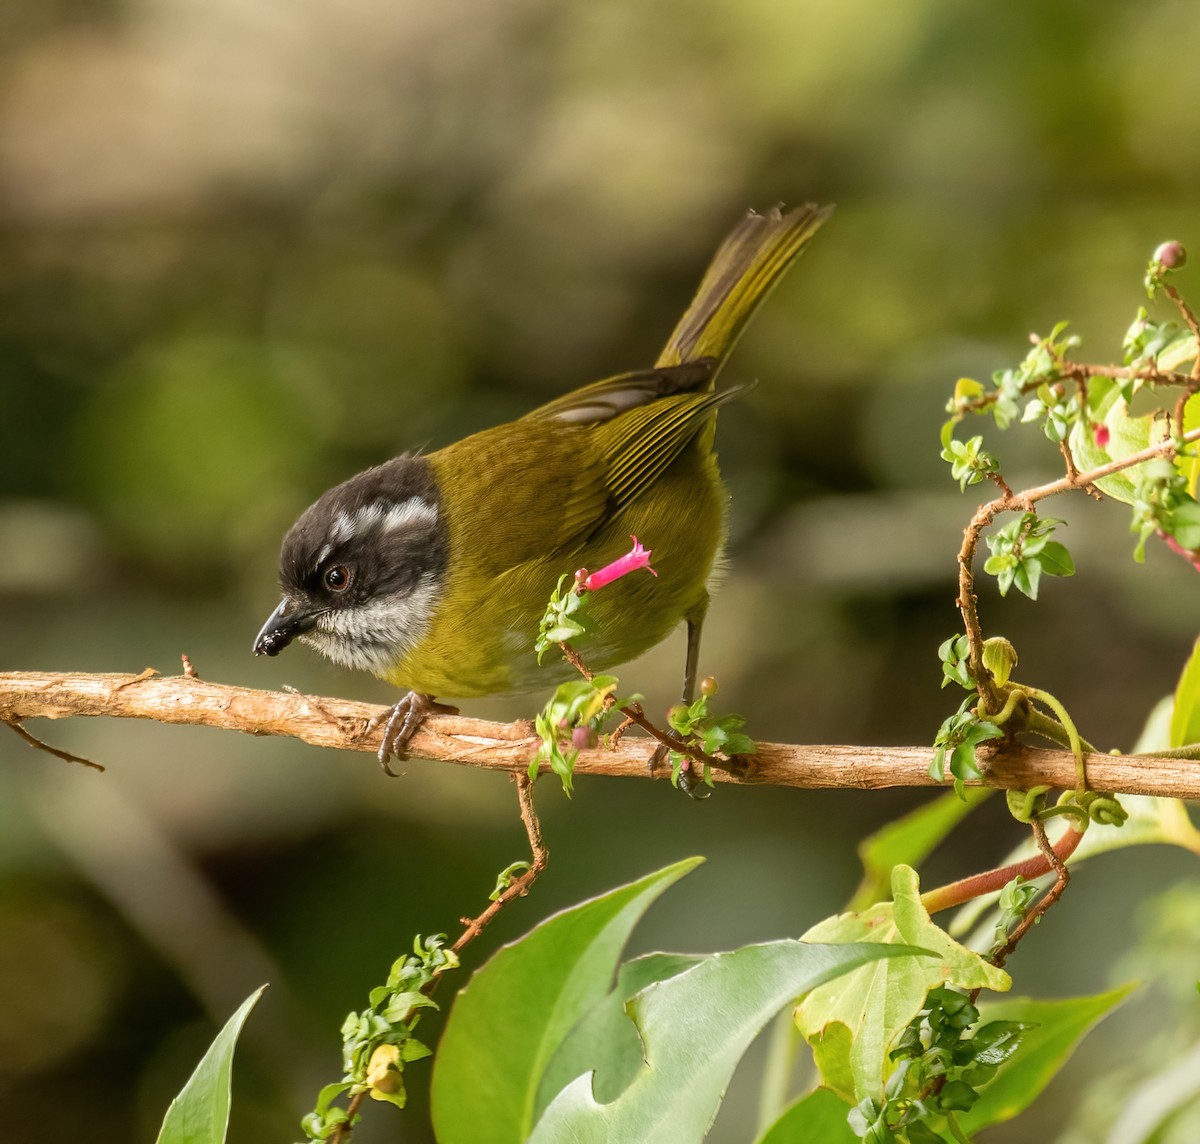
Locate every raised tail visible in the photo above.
<box><xmin>656</xmin><ymin>202</ymin><xmax>833</xmax><ymax>375</ymax></box>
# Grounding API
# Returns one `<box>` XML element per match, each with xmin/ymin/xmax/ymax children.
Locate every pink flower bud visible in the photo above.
<box><xmin>579</xmin><ymin>536</ymin><xmax>658</xmax><ymax>593</ymax></box>
<box><xmin>1154</xmin><ymin>241</ymin><xmax>1187</xmax><ymax>270</ymax></box>
<box><xmin>1093</xmin><ymin>423</ymin><xmax>1110</xmax><ymax>448</ymax></box>
<box><xmin>572</xmin><ymin>725</ymin><xmax>598</xmax><ymax>750</ymax></box>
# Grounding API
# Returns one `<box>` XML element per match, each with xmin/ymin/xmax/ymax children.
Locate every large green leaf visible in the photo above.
<box><xmin>430</xmin><ymin>857</ymin><xmax>701</xmax><ymax>1143</ymax></box>
<box><xmin>528</xmin><ymin>939</ymin><xmax>915</xmax><ymax>1144</ymax></box>
<box><xmin>537</xmin><ymin>952</ymin><xmax>705</xmax><ymax>1113</ymax></box>
<box><xmin>850</xmin><ymin>788</ymin><xmax>993</xmax><ymax>911</ymax></box>
<box><xmin>155</xmin><ymin>985</ymin><xmax>267</xmax><ymax>1144</ymax></box>
<box><xmin>795</xmin><ymin>865</ymin><xmax>1009</xmax><ymax>1103</ymax></box>
<box><xmin>755</xmin><ymin>1086</ymin><xmax>857</xmax><ymax>1144</ymax></box>
<box><xmin>957</xmin><ymin>986</ymin><xmax>1134</xmax><ymax>1132</ymax></box>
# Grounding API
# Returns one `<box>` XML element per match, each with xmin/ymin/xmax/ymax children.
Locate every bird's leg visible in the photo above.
<box><xmin>651</xmin><ymin>599</ymin><xmax>709</xmax><ymax>798</ymax></box>
<box><xmin>370</xmin><ymin>691</ymin><xmax>460</xmax><ymax>776</ymax></box>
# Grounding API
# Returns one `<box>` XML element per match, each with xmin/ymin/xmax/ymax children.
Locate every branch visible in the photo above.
<box><xmin>5</xmin><ymin>671</ymin><xmax>1200</xmax><ymax>798</ymax></box>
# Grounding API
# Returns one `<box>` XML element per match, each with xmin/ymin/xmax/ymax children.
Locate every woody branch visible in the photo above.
<box><xmin>4</xmin><ymin>671</ymin><xmax>1200</xmax><ymax>798</ymax></box>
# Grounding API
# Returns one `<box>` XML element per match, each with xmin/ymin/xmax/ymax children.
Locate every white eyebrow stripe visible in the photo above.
<box><xmin>375</xmin><ymin>498</ymin><xmax>438</xmax><ymax>534</ymax></box>
<box><xmin>332</xmin><ymin>498</ymin><xmax>438</xmax><ymax>547</ymax></box>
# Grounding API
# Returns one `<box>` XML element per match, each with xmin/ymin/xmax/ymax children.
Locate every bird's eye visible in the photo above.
<box><xmin>323</xmin><ymin>564</ymin><xmax>352</xmax><ymax>592</ymax></box>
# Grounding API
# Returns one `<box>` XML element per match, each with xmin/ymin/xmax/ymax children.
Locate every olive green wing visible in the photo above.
<box><xmin>525</xmin><ymin>361</ymin><xmax>742</xmax><ymax>512</ymax></box>
<box><xmin>593</xmin><ymin>386</ymin><xmax>744</xmax><ymax>509</ymax></box>
<box><xmin>524</xmin><ymin>361</ymin><xmax>716</xmax><ymax>424</ymax></box>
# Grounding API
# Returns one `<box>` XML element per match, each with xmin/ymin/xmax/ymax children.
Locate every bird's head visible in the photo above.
<box><xmin>253</xmin><ymin>456</ymin><xmax>448</xmax><ymax>675</ymax></box>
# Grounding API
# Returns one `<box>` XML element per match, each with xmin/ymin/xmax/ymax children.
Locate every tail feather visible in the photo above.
<box><xmin>656</xmin><ymin>202</ymin><xmax>833</xmax><ymax>375</ymax></box>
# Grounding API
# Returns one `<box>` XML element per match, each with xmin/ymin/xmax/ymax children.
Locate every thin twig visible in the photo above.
<box><xmin>328</xmin><ymin>774</ymin><xmax>548</xmax><ymax>1144</ymax></box>
<box><xmin>4</xmin><ymin>718</ymin><xmax>104</xmax><ymax>771</ymax></box>
<box><xmin>558</xmin><ymin>644</ymin><xmax>741</xmax><ymax>776</ymax></box>
<box><xmin>989</xmin><ymin>818</ymin><xmax>1072</xmax><ymax>970</ymax></box>
<box><xmin>451</xmin><ymin>774</ymin><xmax>548</xmax><ymax>955</ymax></box>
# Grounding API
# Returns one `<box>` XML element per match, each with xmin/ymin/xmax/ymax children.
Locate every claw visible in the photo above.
<box><xmin>369</xmin><ymin>692</ymin><xmax>459</xmax><ymax>775</ymax></box>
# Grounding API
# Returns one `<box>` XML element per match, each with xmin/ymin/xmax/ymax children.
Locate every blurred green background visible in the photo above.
<box><xmin>3</xmin><ymin>1</ymin><xmax>1200</xmax><ymax>1140</ymax></box>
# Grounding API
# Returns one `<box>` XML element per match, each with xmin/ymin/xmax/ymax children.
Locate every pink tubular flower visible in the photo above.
<box><xmin>577</xmin><ymin>536</ymin><xmax>658</xmax><ymax>593</ymax></box>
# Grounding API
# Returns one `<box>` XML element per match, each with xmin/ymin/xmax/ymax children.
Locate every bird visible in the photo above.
<box><xmin>254</xmin><ymin>202</ymin><xmax>832</xmax><ymax>778</ymax></box>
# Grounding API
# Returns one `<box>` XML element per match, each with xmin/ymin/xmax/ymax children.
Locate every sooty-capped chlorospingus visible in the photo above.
<box><xmin>254</xmin><ymin>202</ymin><xmax>832</xmax><ymax>770</ymax></box>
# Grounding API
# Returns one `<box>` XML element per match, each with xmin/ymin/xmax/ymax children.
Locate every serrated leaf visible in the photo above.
<box><xmin>528</xmin><ymin>940</ymin><xmax>915</xmax><ymax>1144</ymax></box>
<box><xmin>156</xmin><ymin>985</ymin><xmax>267</xmax><ymax>1144</ymax></box>
<box><xmin>795</xmin><ymin>866</ymin><xmax>1009</xmax><ymax>1103</ymax></box>
<box><xmin>430</xmin><ymin>859</ymin><xmax>703</xmax><ymax>1143</ymax></box>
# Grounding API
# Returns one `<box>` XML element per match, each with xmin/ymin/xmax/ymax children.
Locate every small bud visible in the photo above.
<box><xmin>667</xmin><ymin>703</ymin><xmax>688</xmax><ymax>728</ymax></box>
<box><xmin>571</xmin><ymin>725</ymin><xmax>598</xmax><ymax>750</ymax></box>
<box><xmin>1154</xmin><ymin>241</ymin><xmax>1187</xmax><ymax>271</ymax></box>
<box><xmin>981</xmin><ymin>637</ymin><xmax>1018</xmax><ymax>687</ymax></box>
<box><xmin>699</xmin><ymin>676</ymin><xmax>719</xmax><ymax>697</ymax></box>
<box><xmin>1093</xmin><ymin>423</ymin><xmax>1110</xmax><ymax>449</ymax></box>
<box><xmin>365</xmin><ymin>1044</ymin><xmax>403</xmax><ymax>1094</ymax></box>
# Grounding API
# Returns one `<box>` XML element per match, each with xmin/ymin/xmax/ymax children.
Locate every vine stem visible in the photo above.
<box><xmin>987</xmin><ymin>817</ymin><xmax>1072</xmax><ymax>970</ymax></box>
<box><xmin>920</xmin><ymin>823</ymin><xmax>1084</xmax><ymax>916</ymax></box>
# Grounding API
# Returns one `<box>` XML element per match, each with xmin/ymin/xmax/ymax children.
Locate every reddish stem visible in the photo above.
<box><xmin>921</xmin><ymin>824</ymin><xmax>1084</xmax><ymax>915</ymax></box>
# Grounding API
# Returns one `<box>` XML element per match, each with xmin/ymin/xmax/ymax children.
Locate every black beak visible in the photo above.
<box><xmin>253</xmin><ymin>599</ymin><xmax>319</xmax><ymax>657</ymax></box>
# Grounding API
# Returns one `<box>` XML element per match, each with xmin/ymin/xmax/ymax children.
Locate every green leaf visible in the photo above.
<box><xmin>156</xmin><ymin>985</ymin><xmax>267</xmax><ymax>1144</ymax></box>
<box><xmin>528</xmin><ymin>940</ymin><xmax>915</xmax><ymax>1144</ymax></box>
<box><xmin>795</xmin><ymin>866</ymin><xmax>1009</xmax><ymax>1104</ymax></box>
<box><xmin>430</xmin><ymin>859</ymin><xmax>702</xmax><ymax>1143</ymax></box>
<box><xmin>1171</xmin><ymin>636</ymin><xmax>1200</xmax><ymax>749</ymax></box>
<box><xmin>956</xmin><ymin>987</ymin><xmax>1134</xmax><ymax>1132</ymax></box>
<box><xmin>537</xmin><ymin>953</ymin><xmax>705</xmax><ymax>1112</ymax></box>
<box><xmin>1067</xmin><ymin>379</ymin><xmax>1168</xmax><ymax>504</ymax></box>
<box><xmin>849</xmin><ymin>789</ymin><xmax>994</xmax><ymax>911</ymax></box>
<box><xmin>1038</xmin><ymin>540</ymin><xmax>1075</xmax><ymax>577</ymax></box>
<box><xmin>755</xmin><ymin>1087</ymin><xmax>858</xmax><ymax>1144</ymax></box>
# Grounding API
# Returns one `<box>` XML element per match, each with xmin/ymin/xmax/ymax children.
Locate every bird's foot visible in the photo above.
<box><xmin>370</xmin><ymin>692</ymin><xmax>459</xmax><ymax>775</ymax></box>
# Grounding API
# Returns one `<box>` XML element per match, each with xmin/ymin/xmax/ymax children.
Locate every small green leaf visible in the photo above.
<box><xmin>957</xmin><ymin>987</ymin><xmax>1134</xmax><ymax>1132</ymax></box>
<box><xmin>156</xmin><ymin>986</ymin><xmax>268</xmax><ymax>1144</ymax></box>
<box><xmin>1037</xmin><ymin>541</ymin><xmax>1075</xmax><ymax>577</ymax></box>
